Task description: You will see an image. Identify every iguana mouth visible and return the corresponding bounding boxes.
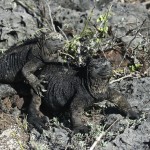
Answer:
[86,76,109,100]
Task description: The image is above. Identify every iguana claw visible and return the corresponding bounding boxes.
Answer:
[32,77,47,96]
[28,115,50,133]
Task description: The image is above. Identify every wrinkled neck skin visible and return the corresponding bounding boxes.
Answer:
[41,47,52,61]
[40,46,60,63]
[85,69,110,101]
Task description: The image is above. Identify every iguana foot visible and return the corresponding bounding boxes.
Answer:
[28,115,50,133]
[28,90,49,133]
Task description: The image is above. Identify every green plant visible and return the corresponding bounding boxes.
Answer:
[11,131,25,150]
[129,63,143,72]
[16,116,28,132]
[88,123,108,148]
[63,6,112,66]
[96,5,112,37]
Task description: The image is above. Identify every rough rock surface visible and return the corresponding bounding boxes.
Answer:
[0,0,150,150]
[0,77,149,149]
[0,0,38,50]
[103,77,150,150]
[0,0,149,71]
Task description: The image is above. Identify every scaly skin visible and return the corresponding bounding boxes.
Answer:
[29,57,139,133]
[0,31,65,96]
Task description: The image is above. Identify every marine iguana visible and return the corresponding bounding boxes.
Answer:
[28,56,138,133]
[0,31,65,96]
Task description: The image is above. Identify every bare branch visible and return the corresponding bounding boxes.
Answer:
[109,74,139,84]
[59,52,75,60]
[45,0,56,32]
[118,19,146,68]
[90,119,119,150]
[57,26,69,41]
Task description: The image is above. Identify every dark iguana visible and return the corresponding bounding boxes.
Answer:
[0,31,65,95]
[29,56,139,133]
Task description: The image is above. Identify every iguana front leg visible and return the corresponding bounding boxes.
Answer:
[22,59,45,96]
[28,89,49,133]
[70,93,93,133]
[108,88,139,119]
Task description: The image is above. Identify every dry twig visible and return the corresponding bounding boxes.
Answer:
[57,26,69,41]
[59,52,75,60]
[110,74,133,84]
[118,19,146,68]
[90,119,119,150]
[45,0,56,32]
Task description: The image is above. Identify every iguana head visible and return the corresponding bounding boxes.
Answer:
[44,32,65,53]
[86,57,112,99]
[87,56,112,79]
